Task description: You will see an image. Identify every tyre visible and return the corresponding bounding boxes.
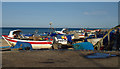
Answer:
[58,43,62,49]
[24,47,30,50]
[22,46,32,50]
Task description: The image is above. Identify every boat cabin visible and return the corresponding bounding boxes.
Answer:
[8,30,22,38]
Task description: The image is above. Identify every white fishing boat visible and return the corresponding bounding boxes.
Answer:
[55,28,67,34]
[2,30,53,49]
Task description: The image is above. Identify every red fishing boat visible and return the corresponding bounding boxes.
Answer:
[2,30,53,49]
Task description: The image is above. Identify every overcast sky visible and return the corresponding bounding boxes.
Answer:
[2,2,118,28]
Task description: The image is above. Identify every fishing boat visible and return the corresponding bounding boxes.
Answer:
[2,30,53,49]
[74,30,85,38]
[55,28,67,34]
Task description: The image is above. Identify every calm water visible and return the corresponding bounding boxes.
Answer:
[1,27,107,35]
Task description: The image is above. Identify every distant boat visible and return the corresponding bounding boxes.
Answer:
[55,28,100,39]
[55,28,67,34]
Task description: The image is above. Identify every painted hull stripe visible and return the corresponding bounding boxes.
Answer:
[2,35,13,39]
[5,38,52,44]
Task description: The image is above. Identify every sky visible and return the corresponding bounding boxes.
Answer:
[2,0,120,2]
[2,2,118,28]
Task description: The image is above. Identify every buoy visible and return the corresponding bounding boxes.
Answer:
[45,38,48,40]
[39,38,42,40]
[61,36,64,39]
[64,36,67,39]
[50,39,53,41]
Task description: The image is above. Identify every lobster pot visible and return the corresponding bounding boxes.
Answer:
[72,42,94,50]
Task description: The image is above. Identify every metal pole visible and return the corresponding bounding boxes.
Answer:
[49,22,52,33]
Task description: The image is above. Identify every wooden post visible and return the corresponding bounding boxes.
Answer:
[108,33,110,50]
[101,39,103,46]
[97,41,100,50]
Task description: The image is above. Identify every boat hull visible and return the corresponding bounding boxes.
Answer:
[2,35,53,49]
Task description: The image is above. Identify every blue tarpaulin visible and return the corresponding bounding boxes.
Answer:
[50,33,57,37]
[11,41,32,50]
[72,42,94,50]
[67,35,73,42]
[24,34,33,36]
[85,53,117,58]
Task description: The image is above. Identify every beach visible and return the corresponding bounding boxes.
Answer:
[1,39,119,67]
[0,39,9,47]
[1,1,120,68]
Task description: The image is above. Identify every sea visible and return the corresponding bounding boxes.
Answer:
[1,27,108,36]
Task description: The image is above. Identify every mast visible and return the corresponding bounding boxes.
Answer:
[49,22,52,33]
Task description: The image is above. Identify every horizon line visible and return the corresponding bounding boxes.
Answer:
[1,26,110,29]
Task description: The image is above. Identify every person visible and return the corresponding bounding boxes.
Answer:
[53,35,58,44]
[33,30,40,41]
[52,35,59,49]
